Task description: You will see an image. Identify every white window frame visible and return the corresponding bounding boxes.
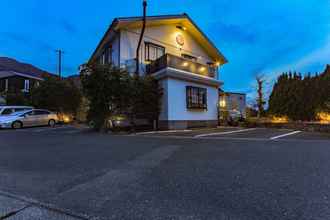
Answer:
[5,79,8,92]
[24,79,30,92]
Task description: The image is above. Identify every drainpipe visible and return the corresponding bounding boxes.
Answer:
[135,0,147,76]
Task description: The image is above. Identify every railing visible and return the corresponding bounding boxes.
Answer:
[146,54,216,78]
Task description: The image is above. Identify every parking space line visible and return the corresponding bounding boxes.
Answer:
[270,131,302,140]
[194,128,257,138]
[135,130,192,135]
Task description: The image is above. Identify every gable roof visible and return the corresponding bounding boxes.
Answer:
[89,13,228,64]
[0,70,44,81]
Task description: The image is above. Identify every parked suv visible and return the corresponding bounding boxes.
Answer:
[0,106,33,116]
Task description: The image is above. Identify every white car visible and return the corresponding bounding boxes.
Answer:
[0,109,59,129]
[0,106,33,116]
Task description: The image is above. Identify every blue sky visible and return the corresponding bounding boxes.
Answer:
[1,0,330,98]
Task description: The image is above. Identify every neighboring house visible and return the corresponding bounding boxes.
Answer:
[88,13,228,129]
[219,89,246,117]
[0,57,57,94]
[0,70,43,93]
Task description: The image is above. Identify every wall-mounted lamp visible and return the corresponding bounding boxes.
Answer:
[199,67,206,72]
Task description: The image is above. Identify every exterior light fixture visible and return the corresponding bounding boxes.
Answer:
[216,62,220,66]
[199,67,206,72]
[182,62,189,67]
[219,100,226,108]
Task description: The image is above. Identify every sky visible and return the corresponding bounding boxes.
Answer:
[1,0,330,100]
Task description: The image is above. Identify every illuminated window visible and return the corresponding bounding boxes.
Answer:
[145,42,165,61]
[186,86,207,110]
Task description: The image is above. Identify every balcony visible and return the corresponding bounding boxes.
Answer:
[146,53,216,78]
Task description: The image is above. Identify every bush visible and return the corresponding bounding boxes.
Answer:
[5,92,30,106]
[30,77,82,115]
[81,64,162,132]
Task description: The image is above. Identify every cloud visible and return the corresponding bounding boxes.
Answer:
[0,32,55,52]
[59,20,78,34]
[207,22,257,44]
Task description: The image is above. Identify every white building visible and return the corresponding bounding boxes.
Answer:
[89,14,228,129]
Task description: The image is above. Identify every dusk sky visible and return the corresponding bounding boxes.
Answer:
[1,0,330,98]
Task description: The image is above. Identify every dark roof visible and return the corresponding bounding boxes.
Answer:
[0,57,57,79]
[219,89,246,96]
[0,70,44,80]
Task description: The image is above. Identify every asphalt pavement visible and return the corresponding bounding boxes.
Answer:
[1,126,330,219]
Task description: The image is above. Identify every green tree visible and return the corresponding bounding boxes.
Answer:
[255,74,266,118]
[30,76,82,114]
[81,64,162,131]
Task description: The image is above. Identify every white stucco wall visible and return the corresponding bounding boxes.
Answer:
[159,78,219,121]
[119,24,216,74]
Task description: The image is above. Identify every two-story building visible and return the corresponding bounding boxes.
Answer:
[88,13,228,129]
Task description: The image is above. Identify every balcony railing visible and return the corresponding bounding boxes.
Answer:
[146,54,216,78]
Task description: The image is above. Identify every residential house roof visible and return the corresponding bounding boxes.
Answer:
[89,13,228,65]
[0,70,45,81]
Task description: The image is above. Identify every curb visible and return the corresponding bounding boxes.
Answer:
[0,190,90,220]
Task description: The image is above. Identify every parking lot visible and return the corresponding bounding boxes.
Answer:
[1,126,330,219]
[136,126,330,141]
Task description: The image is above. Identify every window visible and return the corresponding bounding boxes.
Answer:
[105,46,113,64]
[5,79,8,91]
[182,54,197,62]
[186,86,207,110]
[24,80,30,92]
[145,42,165,62]
[99,53,106,65]
[34,110,50,115]
[1,108,14,115]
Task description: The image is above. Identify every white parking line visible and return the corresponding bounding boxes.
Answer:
[135,130,192,135]
[270,131,302,140]
[194,128,257,138]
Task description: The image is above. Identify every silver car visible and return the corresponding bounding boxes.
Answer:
[0,109,58,129]
[0,106,33,116]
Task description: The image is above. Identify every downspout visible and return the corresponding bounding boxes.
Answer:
[135,0,147,76]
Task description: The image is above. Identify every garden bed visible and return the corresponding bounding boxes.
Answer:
[243,120,330,133]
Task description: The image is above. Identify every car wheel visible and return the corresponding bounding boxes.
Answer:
[12,121,23,129]
[48,119,56,127]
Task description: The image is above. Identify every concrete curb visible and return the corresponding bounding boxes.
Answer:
[0,190,90,220]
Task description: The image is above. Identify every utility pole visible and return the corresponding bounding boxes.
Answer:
[135,0,147,76]
[55,49,64,78]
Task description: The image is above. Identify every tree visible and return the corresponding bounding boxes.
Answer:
[255,74,266,118]
[30,76,82,115]
[81,64,130,131]
[81,64,162,132]
[268,66,330,121]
